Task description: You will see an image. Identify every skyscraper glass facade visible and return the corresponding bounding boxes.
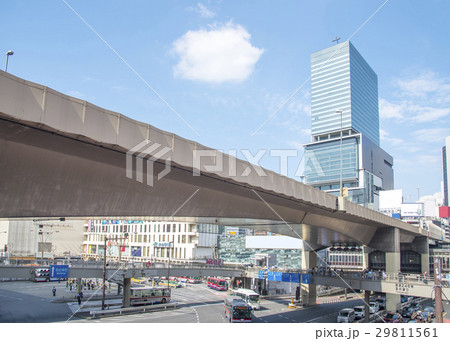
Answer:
[310,41,379,146]
[305,42,393,209]
[304,137,358,184]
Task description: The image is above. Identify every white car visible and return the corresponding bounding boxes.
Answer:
[369,301,380,314]
[353,306,365,319]
[337,308,356,323]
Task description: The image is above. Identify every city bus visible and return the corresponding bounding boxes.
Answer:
[129,286,171,305]
[232,288,260,309]
[207,277,228,291]
[224,295,252,323]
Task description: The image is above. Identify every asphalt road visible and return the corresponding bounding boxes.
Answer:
[1,280,448,323]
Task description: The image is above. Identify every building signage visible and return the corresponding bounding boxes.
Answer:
[153,242,173,248]
[131,246,142,257]
[50,265,69,278]
[206,258,223,266]
[395,283,413,294]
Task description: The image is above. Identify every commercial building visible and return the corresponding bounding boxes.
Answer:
[0,219,85,264]
[82,220,219,264]
[303,41,394,210]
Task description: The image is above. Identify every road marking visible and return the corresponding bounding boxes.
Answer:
[192,307,200,323]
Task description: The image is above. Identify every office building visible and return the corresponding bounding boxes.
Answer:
[443,136,450,206]
[304,41,394,209]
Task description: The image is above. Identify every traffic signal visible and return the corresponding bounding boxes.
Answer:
[342,187,348,197]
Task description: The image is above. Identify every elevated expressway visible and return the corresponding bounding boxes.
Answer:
[0,70,445,247]
[0,70,447,310]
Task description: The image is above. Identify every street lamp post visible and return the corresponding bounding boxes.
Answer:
[5,50,14,72]
[336,110,344,196]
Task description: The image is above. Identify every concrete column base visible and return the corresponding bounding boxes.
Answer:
[122,278,131,308]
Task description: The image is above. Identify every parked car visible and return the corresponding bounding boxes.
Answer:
[383,312,403,323]
[423,306,435,318]
[337,308,356,323]
[399,307,414,318]
[410,302,421,311]
[353,306,365,320]
[375,297,386,310]
[369,301,380,314]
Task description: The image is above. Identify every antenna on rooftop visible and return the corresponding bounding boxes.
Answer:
[332,36,341,44]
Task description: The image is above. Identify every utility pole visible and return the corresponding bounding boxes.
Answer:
[102,233,128,310]
[434,257,443,323]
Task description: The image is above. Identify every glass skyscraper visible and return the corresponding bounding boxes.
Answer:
[304,41,393,209]
[311,41,379,146]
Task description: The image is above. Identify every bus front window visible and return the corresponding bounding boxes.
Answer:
[233,308,251,319]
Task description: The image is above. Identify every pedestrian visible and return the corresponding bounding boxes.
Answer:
[70,283,72,291]
[423,271,428,284]
[76,293,81,305]
[52,286,56,296]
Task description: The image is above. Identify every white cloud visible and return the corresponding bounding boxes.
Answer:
[67,90,85,98]
[414,127,450,143]
[380,70,450,123]
[197,3,215,18]
[379,98,405,120]
[379,128,404,146]
[379,98,450,123]
[172,22,264,83]
[395,71,450,100]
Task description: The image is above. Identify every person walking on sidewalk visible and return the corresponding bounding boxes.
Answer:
[76,292,81,305]
[52,286,56,296]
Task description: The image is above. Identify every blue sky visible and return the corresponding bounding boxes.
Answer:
[2,0,450,203]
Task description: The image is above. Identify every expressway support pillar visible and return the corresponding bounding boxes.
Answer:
[364,290,370,323]
[370,227,401,312]
[385,231,401,313]
[301,246,317,306]
[76,278,82,293]
[122,277,131,308]
[412,236,430,274]
[362,246,371,270]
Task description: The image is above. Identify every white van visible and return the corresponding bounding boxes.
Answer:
[337,308,356,323]
[369,301,380,314]
[353,306,365,319]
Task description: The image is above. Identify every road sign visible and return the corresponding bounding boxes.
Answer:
[50,265,69,278]
[301,274,311,284]
[268,271,282,281]
[282,273,300,283]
